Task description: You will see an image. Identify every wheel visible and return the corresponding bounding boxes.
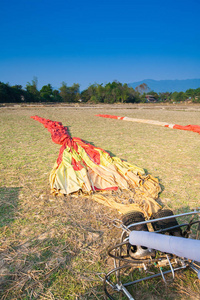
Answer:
[122,211,148,231]
[122,211,156,259]
[151,209,183,236]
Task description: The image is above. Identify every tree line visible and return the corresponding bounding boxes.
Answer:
[0,78,200,103]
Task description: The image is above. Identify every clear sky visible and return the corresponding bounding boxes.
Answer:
[1,0,200,90]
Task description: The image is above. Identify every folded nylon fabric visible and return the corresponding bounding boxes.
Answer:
[31,116,161,216]
[96,114,200,134]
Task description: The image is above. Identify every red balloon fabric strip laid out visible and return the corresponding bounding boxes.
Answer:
[95,114,200,134]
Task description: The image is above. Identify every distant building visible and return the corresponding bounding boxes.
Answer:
[145,95,157,102]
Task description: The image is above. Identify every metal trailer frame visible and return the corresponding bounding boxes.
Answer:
[104,210,200,300]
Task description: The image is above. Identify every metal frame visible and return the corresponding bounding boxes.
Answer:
[104,209,200,300]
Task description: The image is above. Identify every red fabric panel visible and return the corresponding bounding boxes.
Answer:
[31,116,106,167]
[71,157,84,171]
[94,186,118,191]
[173,124,200,134]
[95,114,124,120]
[73,137,105,165]
[31,116,79,150]
[81,145,101,164]
[57,144,66,166]
[31,116,79,167]
[31,115,71,145]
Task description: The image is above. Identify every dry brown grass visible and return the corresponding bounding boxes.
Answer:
[0,103,200,299]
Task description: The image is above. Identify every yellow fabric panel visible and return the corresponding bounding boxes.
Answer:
[92,193,161,217]
[112,156,145,176]
[50,147,92,194]
[49,140,162,217]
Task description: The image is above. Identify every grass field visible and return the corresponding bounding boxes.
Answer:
[0,103,200,299]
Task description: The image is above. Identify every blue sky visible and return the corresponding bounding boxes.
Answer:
[1,0,200,90]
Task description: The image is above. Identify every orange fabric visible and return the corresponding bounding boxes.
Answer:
[95,114,200,135]
[95,114,125,120]
[31,116,71,145]
[31,116,105,166]
[173,124,200,134]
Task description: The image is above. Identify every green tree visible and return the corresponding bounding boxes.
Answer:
[195,87,200,95]
[80,89,90,102]
[69,83,80,102]
[0,82,27,103]
[159,92,171,102]
[25,77,39,102]
[185,88,195,99]
[59,82,70,102]
[59,82,80,102]
[11,85,26,102]
[104,83,114,103]
[40,84,53,102]
[52,89,62,102]
[86,84,98,102]
[192,87,200,103]
[121,83,134,103]
[171,91,187,102]
[82,81,143,104]
[0,82,13,102]
[96,84,105,102]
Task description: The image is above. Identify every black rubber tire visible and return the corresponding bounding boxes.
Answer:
[152,209,182,236]
[122,211,148,231]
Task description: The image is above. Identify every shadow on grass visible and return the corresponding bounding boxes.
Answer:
[0,187,22,227]
[65,125,72,137]
[0,193,113,299]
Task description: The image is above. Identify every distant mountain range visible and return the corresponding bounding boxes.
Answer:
[128,79,200,93]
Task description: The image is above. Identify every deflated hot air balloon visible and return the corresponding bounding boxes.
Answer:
[31,116,161,216]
